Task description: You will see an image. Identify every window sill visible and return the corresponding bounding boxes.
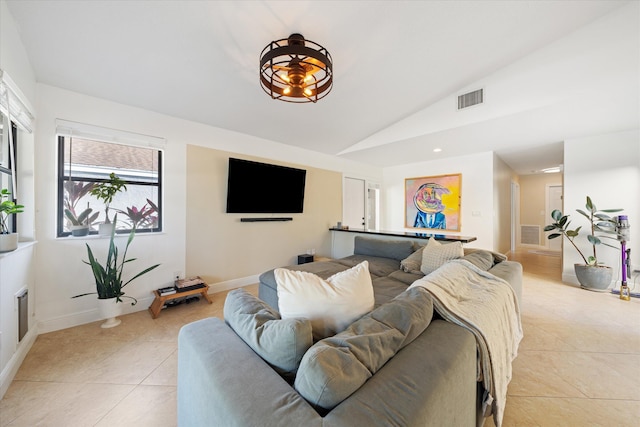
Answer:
[0,240,37,259]
[56,232,165,241]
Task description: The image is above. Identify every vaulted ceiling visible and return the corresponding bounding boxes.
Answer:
[6,0,639,174]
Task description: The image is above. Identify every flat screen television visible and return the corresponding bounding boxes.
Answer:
[225,158,307,214]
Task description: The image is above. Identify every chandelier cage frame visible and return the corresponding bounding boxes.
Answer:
[259,34,333,103]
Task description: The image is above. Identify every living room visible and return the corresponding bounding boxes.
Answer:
[1,1,639,425]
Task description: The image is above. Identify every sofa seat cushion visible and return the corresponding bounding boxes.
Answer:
[371,276,412,307]
[276,261,375,340]
[336,254,401,278]
[387,269,425,285]
[223,288,313,377]
[294,287,434,410]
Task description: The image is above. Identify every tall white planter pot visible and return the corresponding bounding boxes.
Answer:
[97,297,123,328]
[99,223,114,237]
[0,233,18,252]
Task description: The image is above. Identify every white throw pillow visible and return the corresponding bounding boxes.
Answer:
[275,261,374,340]
[420,240,464,275]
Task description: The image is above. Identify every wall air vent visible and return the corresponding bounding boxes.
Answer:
[457,88,484,110]
[520,225,541,245]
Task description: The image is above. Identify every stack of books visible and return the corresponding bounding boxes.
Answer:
[157,286,176,296]
[175,276,206,292]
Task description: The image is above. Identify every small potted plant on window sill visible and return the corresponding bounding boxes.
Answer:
[65,203,99,237]
[544,196,623,291]
[90,172,127,237]
[0,188,24,252]
[72,214,160,328]
[117,199,158,230]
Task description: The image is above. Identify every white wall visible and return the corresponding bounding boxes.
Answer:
[493,154,516,254]
[563,130,640,285]
[0,1,36,104]
[33,84,381,333]
[0,0,38,399]
[381,151,495,250]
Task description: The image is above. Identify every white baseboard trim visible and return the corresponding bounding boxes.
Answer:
[0,326,38,399]
[36,277,258,334]
[37,296,155,334]
[207,275,259,294]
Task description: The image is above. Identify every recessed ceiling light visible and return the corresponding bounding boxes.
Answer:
[541,167,561,173]
[433,148,442,153]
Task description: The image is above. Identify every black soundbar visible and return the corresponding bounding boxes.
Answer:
[240,217,293,222]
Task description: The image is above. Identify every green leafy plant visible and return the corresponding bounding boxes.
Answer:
[72,214,160,304]
[89,172,127,224]
[64,203,98,227]
[0,188,24,234]
[544,196,622,266]
[117,199,158,229]
[63,182,98,229]
[64,181,95,212]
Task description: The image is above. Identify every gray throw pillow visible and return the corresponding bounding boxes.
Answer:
[224,288,313,376]
[462,250,495,270]
[464,247,508,263]
[294,287,433,410]
[353,236,415,261]
[400,245,424,273]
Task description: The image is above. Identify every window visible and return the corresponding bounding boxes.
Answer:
[57,135,163,237]
[0,111,18,233]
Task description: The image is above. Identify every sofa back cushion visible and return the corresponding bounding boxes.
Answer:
[224,288,313,377]
[276,261,375,341]
[353,236,415,261]
[294,287,434,410]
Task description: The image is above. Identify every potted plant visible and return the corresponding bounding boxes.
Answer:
[64,203,99,236]
[117,199,158,230]
[72,214,160,327]
[89,172,127,236]
[544,196,623,291]
[63,181,97,236]
[0,188,24,252]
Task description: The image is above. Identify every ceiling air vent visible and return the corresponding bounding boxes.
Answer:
[457,88,484,110]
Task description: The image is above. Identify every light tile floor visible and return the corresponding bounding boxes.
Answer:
[1,251,639,426]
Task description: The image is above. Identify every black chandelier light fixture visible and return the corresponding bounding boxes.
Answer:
[259,33,333,103]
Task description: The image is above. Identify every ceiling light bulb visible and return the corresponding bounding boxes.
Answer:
[433,148,442,153]
[280,74,290,82]
[303,88,312,96]
[283,87,291,95]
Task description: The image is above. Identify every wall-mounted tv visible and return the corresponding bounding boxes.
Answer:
[226,158,307,214]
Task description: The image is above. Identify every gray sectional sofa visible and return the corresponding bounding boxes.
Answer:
[177,237,522,427]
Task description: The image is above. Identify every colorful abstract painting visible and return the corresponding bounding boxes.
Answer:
[405,173,462,231]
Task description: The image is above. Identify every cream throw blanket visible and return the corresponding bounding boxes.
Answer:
[409,259,522,427]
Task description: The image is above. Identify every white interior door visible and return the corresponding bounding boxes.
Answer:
[547,184,563,251]
[344,177,365,229]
